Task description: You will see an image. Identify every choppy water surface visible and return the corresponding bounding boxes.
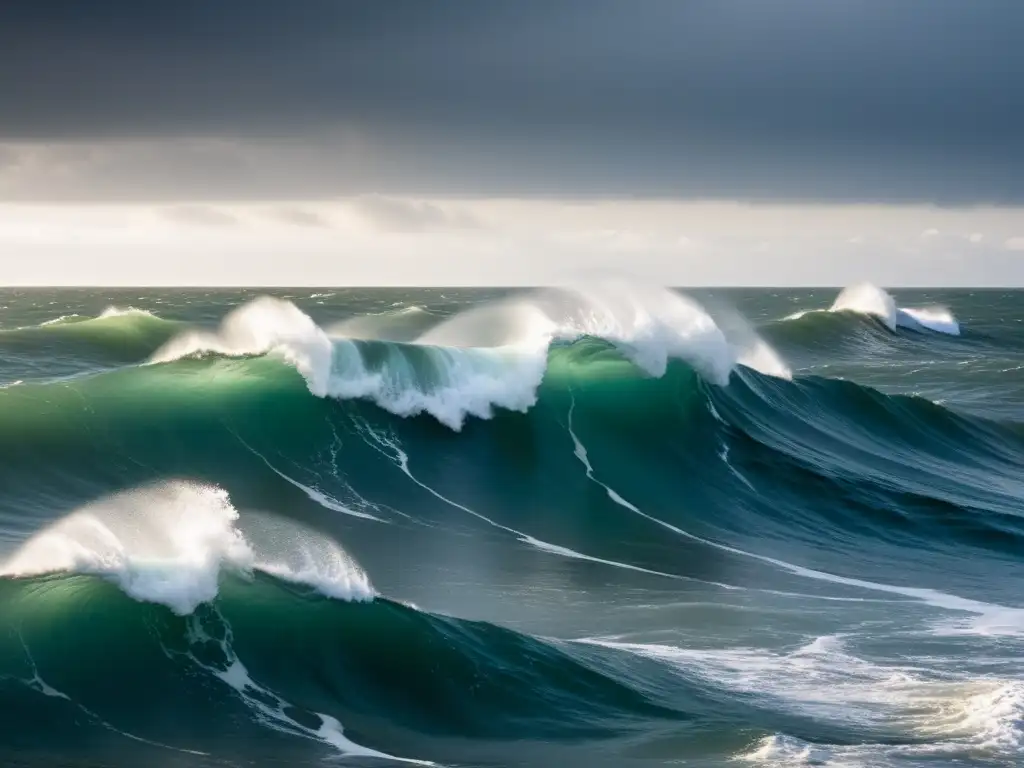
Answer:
[0,283,1022,767]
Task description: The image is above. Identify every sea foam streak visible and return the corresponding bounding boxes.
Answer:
[150,283,789,430]
[353,417,704,583]
[174,608,431,765]
[0,481,374,614]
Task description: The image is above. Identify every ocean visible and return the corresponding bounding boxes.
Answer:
[0,283,1021,767]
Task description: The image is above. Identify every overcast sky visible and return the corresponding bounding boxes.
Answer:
[1,1,1023,285]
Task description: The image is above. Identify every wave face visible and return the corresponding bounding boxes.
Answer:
[1,286,1024,767]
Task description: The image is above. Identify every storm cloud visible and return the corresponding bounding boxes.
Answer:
[1,1,1023,202]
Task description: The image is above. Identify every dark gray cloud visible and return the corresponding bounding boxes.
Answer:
[1,1,1023,203]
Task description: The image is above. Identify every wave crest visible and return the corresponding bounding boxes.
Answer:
[149,285,788,430]
[898,305,961,336]
[831,282,900,330]
[784,282,961,336]
[0,481,374,614]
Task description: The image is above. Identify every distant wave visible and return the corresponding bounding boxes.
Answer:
[0,307,182,378]
[2,306,180,346]
[785,283,961,336]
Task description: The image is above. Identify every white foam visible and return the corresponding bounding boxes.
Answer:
[151,296,336,394]
[40,314,80,326]
[830,282,899,330]
[240,512,376,602]
[956,681,1024,752]
[737,680,1024,764]
[897,306,962,336]
[327,338,548,431]
[738,733,824,765]
[440,282,790,385]
[18,309,152,330]
[736,337,792,380]
[585,636,1024,764]
[523,282,752,384]
[99,306,158,320]
[782,310,813,321]
[0,481,374,614]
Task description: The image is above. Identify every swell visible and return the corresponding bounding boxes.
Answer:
[0,560,708,768]
[2,335,1023,561]
[1,362,1022,761]
[2,570,1019,765]
[759,283,986,369]
[0,307,183,384]
[804,282,961,336]
[1,307,180,349]
[764,308,980,352]
[705,369,1024,558]
[0,477,688,762]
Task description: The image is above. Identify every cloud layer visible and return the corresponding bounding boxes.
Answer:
[1,2,1023,202]
[2,199,1022,286]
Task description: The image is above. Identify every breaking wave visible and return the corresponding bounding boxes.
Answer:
[785,282,961,336]
[0,481,374,614]
[149,283,789,430]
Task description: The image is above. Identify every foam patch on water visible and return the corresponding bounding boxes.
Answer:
[0,481,374,614]
[586,635,1024,764]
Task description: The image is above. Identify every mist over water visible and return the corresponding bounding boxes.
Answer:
[0,284,1023,767]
